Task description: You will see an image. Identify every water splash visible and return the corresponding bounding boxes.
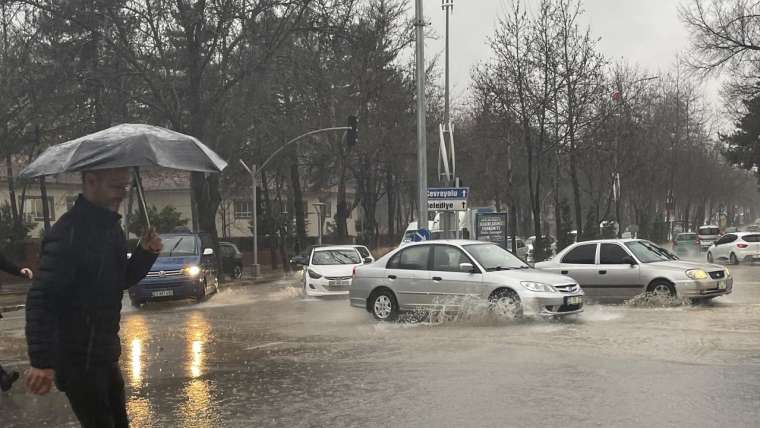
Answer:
[624,292,690,308]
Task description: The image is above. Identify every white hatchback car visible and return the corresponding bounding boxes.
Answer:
[297,246,368,296]
[707,232,760,265]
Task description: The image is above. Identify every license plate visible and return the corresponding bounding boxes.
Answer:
[566,296,583,305]
[328,280,349,287]
[152,290,174,297]
[717,281,726,290]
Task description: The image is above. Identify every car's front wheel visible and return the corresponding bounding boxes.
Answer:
[195,278,207,303]
[730,253,739,265]
[369,289,399,321]
[231,265,243,280]
[489,288,523,318]
[648,280,676,298]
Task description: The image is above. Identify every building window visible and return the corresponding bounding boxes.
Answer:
[23,196,56,221]
[234,200,253,219]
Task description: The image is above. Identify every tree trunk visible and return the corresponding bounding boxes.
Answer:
[6,154,19,228]
[386,169,396,243]
[261,171,278,270]
[569,145,583,239]
[39,176,51,233]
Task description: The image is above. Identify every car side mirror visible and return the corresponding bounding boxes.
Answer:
[622,256,636,266]
[203,248,214,256]
[363,258,372,264]
[459,262,475,273]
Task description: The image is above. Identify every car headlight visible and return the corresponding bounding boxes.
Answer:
[685,269,708,280]
[520,281,557,293]
[307,269,322,279]
[184,265,201,277]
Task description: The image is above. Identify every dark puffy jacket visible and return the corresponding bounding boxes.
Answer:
[25,195,157,370]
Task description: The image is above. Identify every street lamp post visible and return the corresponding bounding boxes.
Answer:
[313,202,326,245]
[415,0,428,233]
[240,126,354,278]
[612,75,660,238]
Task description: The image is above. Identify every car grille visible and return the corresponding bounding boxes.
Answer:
[554,283,581,293]
[708,271,725,280]
[146,269,184,278]
[548,304,582,313]
[325,276,351,280]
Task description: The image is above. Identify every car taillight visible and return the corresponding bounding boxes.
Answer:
[737,243,749,249]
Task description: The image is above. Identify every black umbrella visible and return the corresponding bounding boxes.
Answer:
[20,124,228,229]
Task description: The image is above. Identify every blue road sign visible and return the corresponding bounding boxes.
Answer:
[428,187,469,200]
[413,228,431,242]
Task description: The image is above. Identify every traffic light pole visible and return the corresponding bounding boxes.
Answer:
[240,126,353,279]
[415,0,428,233]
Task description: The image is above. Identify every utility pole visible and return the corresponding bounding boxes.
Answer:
[415,0,428,233]
[440,0,455,239]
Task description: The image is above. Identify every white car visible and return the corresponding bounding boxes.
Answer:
[707,232,760,265]
[350,240,584,321]
[296,246,368,296]
[697,225,721,251]
[506,237,529,260]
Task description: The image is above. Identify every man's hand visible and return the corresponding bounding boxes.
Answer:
[25,367,54,395]
[20,268,33,280]
[141,228,163,254]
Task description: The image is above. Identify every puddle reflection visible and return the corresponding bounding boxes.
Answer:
[178,312,219,428]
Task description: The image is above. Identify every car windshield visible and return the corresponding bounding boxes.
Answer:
[355,246,370,258]
[678,234,697,241]
[463,243,529,271]
[160,236,197,257]
[312,249,361,265]
[624,240,678,263]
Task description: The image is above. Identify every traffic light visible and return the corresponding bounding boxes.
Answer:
[346,115,358,147]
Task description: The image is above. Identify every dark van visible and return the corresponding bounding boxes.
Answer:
[129,233,219,307]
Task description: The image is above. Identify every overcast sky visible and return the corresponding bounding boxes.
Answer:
[423,0,722,114]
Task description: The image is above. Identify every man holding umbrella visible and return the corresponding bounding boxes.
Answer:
[18,123,226,427]
[24,168,162,427]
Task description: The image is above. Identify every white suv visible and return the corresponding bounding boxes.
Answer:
[707,232,760,265]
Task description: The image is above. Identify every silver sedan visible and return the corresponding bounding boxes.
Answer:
[350,240,584,321]
[535,239,732,301]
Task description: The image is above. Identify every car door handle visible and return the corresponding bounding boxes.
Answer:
[387,275,397,280]
[598,270,607,275]
[561,270,569,275]
[432,276,443,281]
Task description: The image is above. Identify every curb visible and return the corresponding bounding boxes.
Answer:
[0,304,24,314]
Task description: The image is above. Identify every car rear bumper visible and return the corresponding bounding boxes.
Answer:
[734,249,760,261]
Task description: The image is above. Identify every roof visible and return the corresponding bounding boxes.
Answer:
[313,245,362,251]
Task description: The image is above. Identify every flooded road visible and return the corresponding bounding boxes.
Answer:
[2,261,760,427]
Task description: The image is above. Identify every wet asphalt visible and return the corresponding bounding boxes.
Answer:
[1,256,759,427]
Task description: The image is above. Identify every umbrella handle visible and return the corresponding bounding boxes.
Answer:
[132,167,151,231]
